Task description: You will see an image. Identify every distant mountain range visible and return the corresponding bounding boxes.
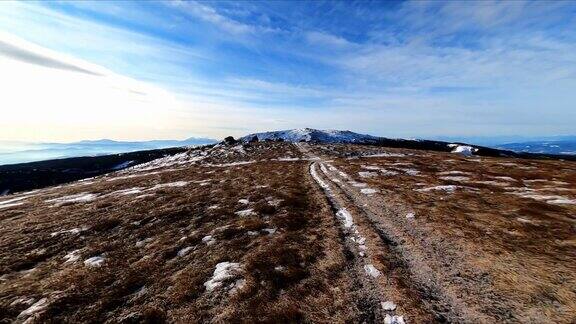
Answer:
[2,130,574,166]
[0,137,217,165]
[497,140,576,155]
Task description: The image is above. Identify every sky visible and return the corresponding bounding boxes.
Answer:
[0,0,575,143]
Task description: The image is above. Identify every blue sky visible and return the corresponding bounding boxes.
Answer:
[0,0,575,142]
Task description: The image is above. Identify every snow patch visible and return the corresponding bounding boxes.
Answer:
[177,246,193,257]
[361,188,378,195]
[235,209,257,217]
[47,192,98,206]
[148,181,188,190]
[384,314,406,324]
[381,301,397,311]
[364,264,381,278]
[416,185,460,193]
[84,256,105,267]
[440,176,470,182]
[63,250,82,263]
[202,235,216,246]
[359,171,378,178]
[111,160,134,170]
[336,209,354,228]
[448,144,477,156]
[17,298,49,320]
[204,262,243,292]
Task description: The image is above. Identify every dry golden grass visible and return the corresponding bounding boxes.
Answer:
[2,141,575,323]
[0,143,358,323]
[319,143,576,322]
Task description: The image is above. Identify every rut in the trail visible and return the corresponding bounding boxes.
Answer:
[314,155,499,323]
[299,141,502,323]
[309,162,386,323]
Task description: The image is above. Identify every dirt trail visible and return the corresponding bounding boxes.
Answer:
[298,143,509,323]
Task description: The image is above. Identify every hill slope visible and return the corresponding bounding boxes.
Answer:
[1,141,574,322]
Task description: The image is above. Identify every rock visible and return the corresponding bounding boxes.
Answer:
[247,136,259,143]
[223,136,237,145]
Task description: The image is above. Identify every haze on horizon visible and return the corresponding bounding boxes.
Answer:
[1,0,575,143]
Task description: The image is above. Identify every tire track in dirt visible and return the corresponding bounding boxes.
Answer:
[308,162,385,323]
[311,154,505,323]
[298,143,506,323]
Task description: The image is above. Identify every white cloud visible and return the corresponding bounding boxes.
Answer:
[305,31,352,48]
[0,32,184,142]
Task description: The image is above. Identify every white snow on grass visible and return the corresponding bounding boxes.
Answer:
[336,209,354,228]
[177,246,193,257]
[235,208,257,217]
[208,205,219,209]
[384,314,406,324]
[381,301,397,311]
[63,250,82,263]
[360,188,378,195]
[380,169,400,176]
[202,235,216,246]
[110,187,144,196]
[438,170,470,176]
[238,199,250,205]
[105,170,163,182]
[111,160,135,170]
[440,176,470,182]
[205,160,256,167]
[406,212,415,219]
[16,298,49,320]
[262,228,277,235]
[135,238,153,248]
[0,202,25,209]
[416,185,460,193]
[474,180,510,187]
[319,163,330,174]
[493,176,516,182]
[350,181,367,188]
[359,171,379,178]
[128,152,204,172]
[0,196,29,208]
[84,256,105,267]
[361,165,381,171]
[448,144,477,156]
[50,227,87,237]
[310,163,330,190]
[266,197,283,207]
[47,192,98,206]
[204,262,243,292]
[364,264,381,278]
[402,168,420,176]
[361,152,405,158]
[509,190,576,205]
[277,157,300,161]
[148,181,188,190]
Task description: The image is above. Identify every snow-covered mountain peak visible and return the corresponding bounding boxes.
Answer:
[239,128,380,144]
